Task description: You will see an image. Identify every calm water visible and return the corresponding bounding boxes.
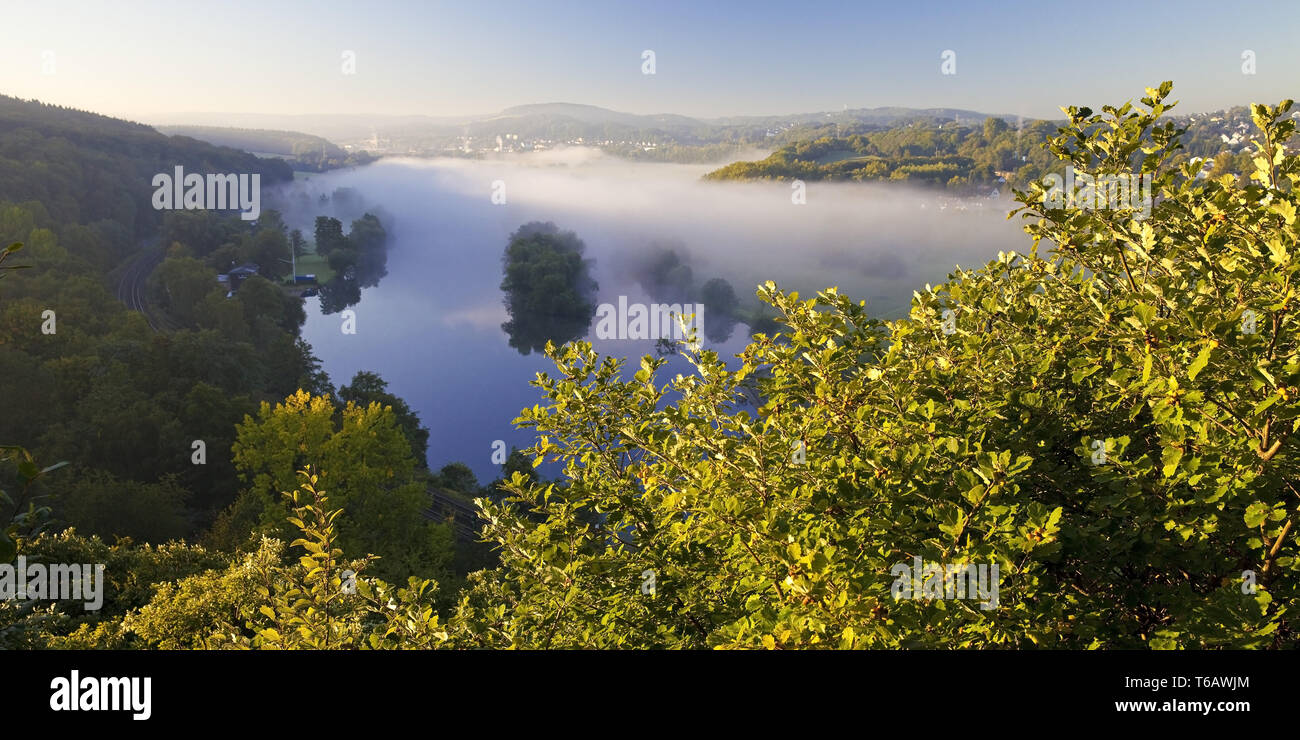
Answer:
[277,153,1023,481]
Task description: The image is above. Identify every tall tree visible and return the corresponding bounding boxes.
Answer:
[338,371,430,467]
[224,390,452,582]
[313,216,349,256]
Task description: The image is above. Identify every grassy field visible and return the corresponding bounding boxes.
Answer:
[811,150,880,165]
[291,253,336,283]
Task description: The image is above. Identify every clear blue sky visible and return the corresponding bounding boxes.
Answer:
[3,0,1296,120]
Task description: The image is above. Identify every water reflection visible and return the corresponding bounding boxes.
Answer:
[282,154,1022,481]
[499,221,598,355]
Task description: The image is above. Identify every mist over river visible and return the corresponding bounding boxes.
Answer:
[268,149,1026,480]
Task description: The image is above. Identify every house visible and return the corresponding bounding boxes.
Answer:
[227,263,260,291]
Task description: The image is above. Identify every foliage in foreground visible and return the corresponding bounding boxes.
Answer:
[453,84,1297,649]
[126,472,446,649]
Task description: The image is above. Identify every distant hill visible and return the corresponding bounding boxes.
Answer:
[496,102,705,129]
[450,103,1013,145]
[0,94,293,241]
[155,126,343,157]
[702,103,1275,190]
[155,125,377,172]
[145,112,462,143]
[711,106,1010,127]
[144,103,1014,157]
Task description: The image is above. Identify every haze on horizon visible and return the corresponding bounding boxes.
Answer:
[3,0,1297,125]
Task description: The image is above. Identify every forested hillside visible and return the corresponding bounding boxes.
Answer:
[0,96,472,627]
[704,107,1291,194]
[154,125,377,172]
[0,96,292,242]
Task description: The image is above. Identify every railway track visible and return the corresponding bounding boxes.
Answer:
[114,240,177,331]
[423,488,487,542]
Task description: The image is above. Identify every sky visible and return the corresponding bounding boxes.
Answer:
[2,0,1297,122]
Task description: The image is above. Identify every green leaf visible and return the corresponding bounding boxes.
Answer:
[1187,345,1212,380]
[1244,502,1269,528]
[1161,446,1184,477]
[1133,303,1157,327]
[1272,199,1297,225]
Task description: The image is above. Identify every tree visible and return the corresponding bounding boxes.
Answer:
[0,241,29,282]
[0,445,60,562]
[434,463,478,494]
[290,228,306,258]
[499,221,598,355]
[132,471,449,650]
[326,245,359,277]
[348,213,386,253]
[983,116,1010,141]
[196,289,251,342]
[317,275,362,315]
[49,470,190,543]
[501,447,536,487]
[3,527,227,649]
[235,274,305,346]
[313,216,348,256]
[223,390,453,583]
[635,243,695,300]
[348,213,388,287]
[338,370,430,467]
[153,255,219,327]
[700,276,740,343]
[239,216,291,279]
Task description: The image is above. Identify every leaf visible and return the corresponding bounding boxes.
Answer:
[1140,222,1156,255]
[16,459,38,482]
[1251,365,1276,387]
[1161,446,1184,477]
[1244,502,1269,528]
[1271,199,1297,225]
[1133,303,1157,327]
[1187,345,1212,380]
[1250,394,1279,417]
